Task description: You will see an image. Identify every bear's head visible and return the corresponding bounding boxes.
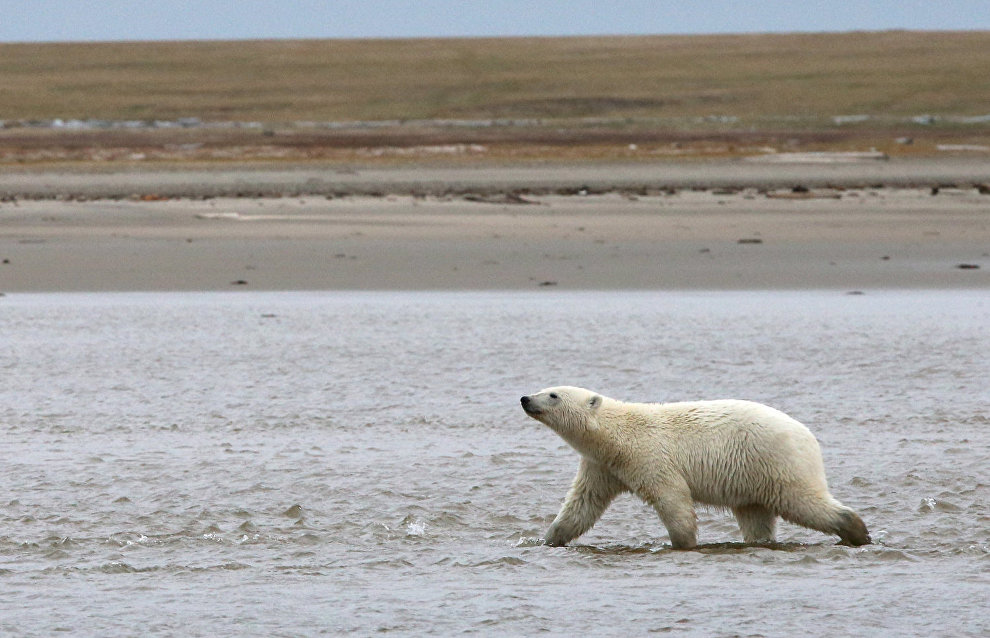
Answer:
[520,386,603,437]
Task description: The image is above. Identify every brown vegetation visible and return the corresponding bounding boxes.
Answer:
[1,31,989,164]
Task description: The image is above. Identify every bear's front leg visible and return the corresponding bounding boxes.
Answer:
[545,458,627,546]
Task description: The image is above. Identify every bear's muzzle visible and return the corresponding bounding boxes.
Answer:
[520,395,541,415]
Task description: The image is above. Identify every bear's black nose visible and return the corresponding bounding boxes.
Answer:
[520,395,530,406]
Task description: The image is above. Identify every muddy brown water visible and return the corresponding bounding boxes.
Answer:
[1,291,986,636]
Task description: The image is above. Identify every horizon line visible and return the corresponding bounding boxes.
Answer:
[3,27,988,46]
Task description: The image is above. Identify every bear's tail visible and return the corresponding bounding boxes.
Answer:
[781,497,871,546]
[834,508,871,546]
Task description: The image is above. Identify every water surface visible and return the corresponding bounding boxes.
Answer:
[1,291,987,636]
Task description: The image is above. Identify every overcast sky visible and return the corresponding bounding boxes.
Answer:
[2,0,988,43]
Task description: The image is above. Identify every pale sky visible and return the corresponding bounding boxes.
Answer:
[1,0,988,43]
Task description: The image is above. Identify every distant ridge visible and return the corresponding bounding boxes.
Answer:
[2,31,989,123]
[2,31,988,165]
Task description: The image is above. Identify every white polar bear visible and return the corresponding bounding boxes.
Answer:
[520,386,870,548]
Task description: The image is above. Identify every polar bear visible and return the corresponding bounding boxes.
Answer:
[520,386,870,548]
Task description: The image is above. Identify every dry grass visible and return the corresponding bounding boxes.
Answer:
[2,31,990,122]
[1,31,989,165]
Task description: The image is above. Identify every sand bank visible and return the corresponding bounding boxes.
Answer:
[2,158,990,200]
[1,162,988,292]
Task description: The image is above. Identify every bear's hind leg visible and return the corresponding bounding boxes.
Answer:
[732,504,777,544]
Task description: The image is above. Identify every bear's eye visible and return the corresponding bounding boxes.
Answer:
[549,392,559,399]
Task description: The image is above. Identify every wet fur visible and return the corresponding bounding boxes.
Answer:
[521,386,871,548]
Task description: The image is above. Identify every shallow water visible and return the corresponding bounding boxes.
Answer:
[1,290,987,636]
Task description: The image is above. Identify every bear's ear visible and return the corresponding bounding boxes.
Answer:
[588,395,602,410]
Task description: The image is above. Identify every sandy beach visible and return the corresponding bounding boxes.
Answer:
[1,160,988,292]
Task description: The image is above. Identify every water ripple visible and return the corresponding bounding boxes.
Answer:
[1,290,987,636]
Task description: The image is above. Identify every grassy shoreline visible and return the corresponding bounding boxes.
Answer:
[4,31,990,122]
[2,31,989,164]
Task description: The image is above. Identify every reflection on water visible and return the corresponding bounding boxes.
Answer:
[1,290,987,636]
